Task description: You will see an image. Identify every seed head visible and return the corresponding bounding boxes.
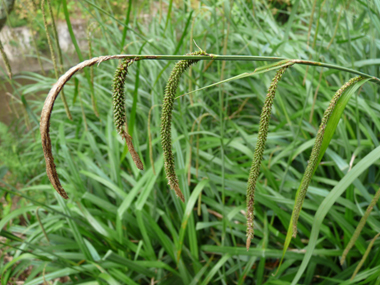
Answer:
[161,51,207,202]
[112,59,143,170]
[246,66,289,249]
[291,76,363,237]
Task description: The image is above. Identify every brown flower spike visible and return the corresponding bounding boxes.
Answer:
[113,58,144,170]
[41,55,143,200]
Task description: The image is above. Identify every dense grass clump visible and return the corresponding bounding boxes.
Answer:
[1,1,380,284]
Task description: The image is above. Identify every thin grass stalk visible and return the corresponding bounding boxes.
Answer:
[306,0,318,49]
[196,113,214,178]
[246,66,290,249]
[161,50,208,202]
[4,92,11,113]
[113,58,143,170]
[78,87,88,132]
[188,9,210,106]
[188,118,198,185]
[304,0,327,85]
[327,5,344,50]
[187,113,214,185]
[203,59,214,73]
[341,187,380,264]
[302,4,321,86]
[29,29,46,76]
[25,0,45,75]
[42,264,49,285]
[5,92,19,118]
[291,76,363,237]
[0,39,11,78]
[228,97,249,120]
[47,0,71,120]
[120,0,132,54]
[47,0,63,72]
[148,104,161,175]
[36,207,50,242]
[41,0,57,76]
[41,0,72,120]
[220,10,230,81]
[87,23,99,117]
[309,68,324,122]
[351,232,380,280]
[188,16,195,105]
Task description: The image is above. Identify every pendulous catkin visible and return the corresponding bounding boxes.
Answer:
[161,50,207,203]
[113,58,144,170]
[246,66,289,250]
[291,76,363,237]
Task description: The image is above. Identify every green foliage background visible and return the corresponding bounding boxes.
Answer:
[1,0,380,284]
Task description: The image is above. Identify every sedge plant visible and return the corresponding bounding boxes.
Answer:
[39,52,380,252]
[3,1,380,283]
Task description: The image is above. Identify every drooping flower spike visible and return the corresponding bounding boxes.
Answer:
[112,58,144,170]
[161,50,208,202]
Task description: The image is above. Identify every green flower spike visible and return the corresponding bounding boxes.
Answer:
[161,50,207,203]
[291,76,363,237]
[246,66,289,250]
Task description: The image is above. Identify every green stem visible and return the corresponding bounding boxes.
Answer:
[81,54,379,84]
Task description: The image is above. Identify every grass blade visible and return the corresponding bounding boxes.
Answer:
[291,145,380,284]
[278,77,369,271]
